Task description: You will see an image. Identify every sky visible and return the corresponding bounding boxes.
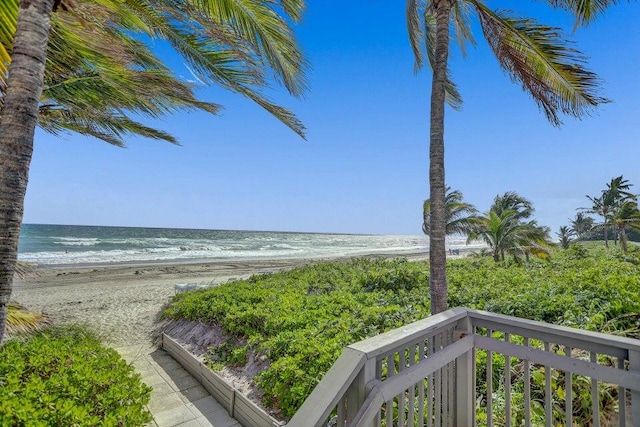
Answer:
[22,1,640,236]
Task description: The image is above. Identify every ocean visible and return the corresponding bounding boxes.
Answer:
[17,224,478,266]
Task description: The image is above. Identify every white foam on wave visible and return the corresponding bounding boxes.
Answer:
[18,232,486,266]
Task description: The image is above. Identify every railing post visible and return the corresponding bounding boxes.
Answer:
[455,314,474,427]
[631,350,640,425]
[346,358,377,426]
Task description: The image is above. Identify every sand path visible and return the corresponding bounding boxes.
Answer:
[12,259,311,347]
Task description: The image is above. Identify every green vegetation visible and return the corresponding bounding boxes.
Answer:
[0,326,152,426]
[164,245,640,418]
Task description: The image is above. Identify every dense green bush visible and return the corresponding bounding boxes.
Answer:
[0,326,152,426]
[164,245,640,418]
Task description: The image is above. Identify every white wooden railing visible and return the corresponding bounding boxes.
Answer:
[288,307,640,427]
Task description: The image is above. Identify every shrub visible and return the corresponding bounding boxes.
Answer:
[164,249,640,418]
[0,326,152,426]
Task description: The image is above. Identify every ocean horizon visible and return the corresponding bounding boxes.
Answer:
[17,224,482,266]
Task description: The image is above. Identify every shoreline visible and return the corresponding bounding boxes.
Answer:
[12,247,477,348]
[21,247,433,271]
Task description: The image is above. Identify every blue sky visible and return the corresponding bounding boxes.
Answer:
[23,1,640,235]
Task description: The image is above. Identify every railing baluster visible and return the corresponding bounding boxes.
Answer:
[545,341,552,427]
[524,337,531,427]
[408,345,416,427]
[337,396,346,427]
[447,328,454,427]
[399,349,405,427]
[505,333,511,427]
[435,333,441,427]
[618,357,626,427]
[442,331,448,426]
[487,329,493,427]
[385,354,394,427]
[630,350,640,427]
[419,341,425,427]
[427,338,433,427]
[590,352,600,427]
[565,346,572,427]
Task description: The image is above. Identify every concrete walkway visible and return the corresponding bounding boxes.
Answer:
[117,346,241,427]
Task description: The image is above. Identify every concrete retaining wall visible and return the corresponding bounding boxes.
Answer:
[162,333,284,427]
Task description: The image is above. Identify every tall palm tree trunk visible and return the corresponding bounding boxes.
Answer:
[619,227,628,253]
[0,0,54,345]
[428,0,452,315]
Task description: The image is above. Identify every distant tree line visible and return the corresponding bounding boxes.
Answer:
[424,175,640,261]
[565,176,640,252]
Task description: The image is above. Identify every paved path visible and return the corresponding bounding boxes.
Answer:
[117,346,241,427]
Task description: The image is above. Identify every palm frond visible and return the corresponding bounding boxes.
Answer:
[406,0,425,72]
[183,0,308,97]
[546,0,620,27]
[144,4,307,137]
[7,302,50,337]
[423,186,479,235]
[39,108,178,146]
[452,0,476,57]
[1,0,307,142]
[424,11,463,109]
[406,1,463,109]
[0,0,18,87]
[473,3,608,126]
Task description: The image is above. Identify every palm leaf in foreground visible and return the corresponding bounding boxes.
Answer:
[473,3,608,125]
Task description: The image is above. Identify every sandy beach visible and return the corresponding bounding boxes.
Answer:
[13,249,478,348]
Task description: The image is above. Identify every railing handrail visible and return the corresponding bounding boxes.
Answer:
[348,307,467,358]
[467,308,640,354]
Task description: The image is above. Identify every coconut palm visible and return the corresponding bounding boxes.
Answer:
[608,200,640,254]
[585,192,611,247]
[570,212,595,240]
[557,226,575,249]
[584,176,636,248]
[0,0,308,344]
[406,0,609,313]
[468,193,552,262]
[468,209,520,262]
[517,222,553,261]
[422,186,480,237]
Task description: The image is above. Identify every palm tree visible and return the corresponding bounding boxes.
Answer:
[605,176,636,245]
[585,193,611,247]
[570,212,594,240]
[517,222,553,261]
[0,0,54,346]
[422,186,480,236]
[606,176,636,203]
[584,176,636,248]
[468,193,552,262]
[406,0,609,313]
[0,0,308,345]
[468,209,520,262]
[557,226,574,249]
[609,200,640,254]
